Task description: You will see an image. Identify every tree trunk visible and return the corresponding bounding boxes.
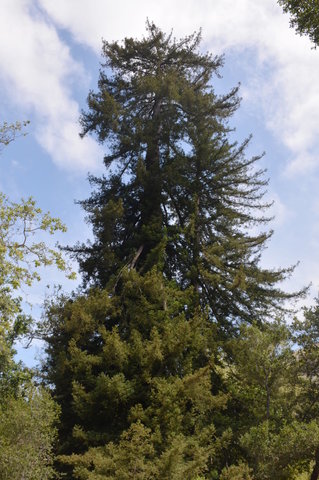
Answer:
[139,97,163,271]
[191,154,201,295]
[311,447,319,480]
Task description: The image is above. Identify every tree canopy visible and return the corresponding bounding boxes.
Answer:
[278,0,319,47]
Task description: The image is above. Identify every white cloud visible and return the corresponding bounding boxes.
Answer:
[38,0,319,176]
[0,0,102,171]
[1,0,318,175]
[38,0,282,53]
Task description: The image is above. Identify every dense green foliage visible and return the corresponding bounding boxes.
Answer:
[0,386,59,480]
[224,320,319,479]
[45,271,230,478]
[278,0,319,47]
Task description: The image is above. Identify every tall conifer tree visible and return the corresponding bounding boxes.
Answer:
[70,22,299,332]
[44,23,303,478]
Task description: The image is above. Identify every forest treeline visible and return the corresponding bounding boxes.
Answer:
[1,8,319,480]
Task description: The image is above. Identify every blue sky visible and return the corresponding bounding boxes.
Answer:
[1,0,319,364]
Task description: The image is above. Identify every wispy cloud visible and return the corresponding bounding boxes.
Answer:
[0,0,102,171]
[38,0,319,176]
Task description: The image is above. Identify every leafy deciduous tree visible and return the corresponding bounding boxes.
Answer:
[0,121,73,478]
[0,120,30,153]
[0,128,74,394]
